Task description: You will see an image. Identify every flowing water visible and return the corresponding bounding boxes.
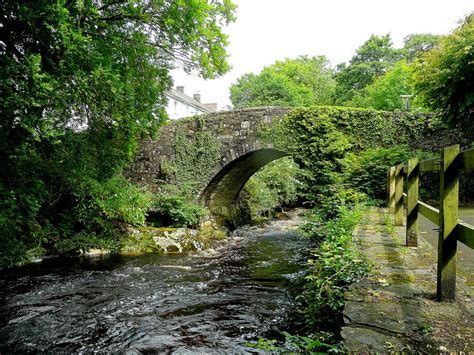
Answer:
[0,212,309,353]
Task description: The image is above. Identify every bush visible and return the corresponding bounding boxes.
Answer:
[243,157,302,217]
[152,186,208,228]
[299,201,370,333]
[341,145,436,203]
[79,176,153,226]
[300,187,366,242]
[49,175,153,255]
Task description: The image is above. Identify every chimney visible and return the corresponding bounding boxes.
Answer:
[204,103,218,112]
[176,86,184,94]
[193,92,201,103]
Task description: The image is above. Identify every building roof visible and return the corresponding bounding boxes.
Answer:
[165,88,211,113]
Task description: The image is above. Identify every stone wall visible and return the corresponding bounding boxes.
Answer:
[127,106,289,195]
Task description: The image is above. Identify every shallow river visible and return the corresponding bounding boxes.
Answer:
[0,214,309,353]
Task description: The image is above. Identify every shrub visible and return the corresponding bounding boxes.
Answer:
[152,186,208,228]
[46,175,153,255]
[78,176,153,226]
[243,157,302,217]
[341,145,435,202]
[298,196,370,333]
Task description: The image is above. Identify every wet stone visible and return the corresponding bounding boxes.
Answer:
[341,326,405,352]
[342,208,474,353]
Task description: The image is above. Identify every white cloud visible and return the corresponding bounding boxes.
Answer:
[172,0,473,108]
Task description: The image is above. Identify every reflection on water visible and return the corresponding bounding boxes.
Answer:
[0,214,309,353]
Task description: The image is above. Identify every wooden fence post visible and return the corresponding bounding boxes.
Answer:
[437,145,459,302]
[394,164,404,226]
[388,166,396,213]
[406,158,419,247]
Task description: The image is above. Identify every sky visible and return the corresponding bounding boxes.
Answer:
[172,0,473,109]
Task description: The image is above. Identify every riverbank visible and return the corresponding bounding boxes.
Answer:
[342,208,473,352]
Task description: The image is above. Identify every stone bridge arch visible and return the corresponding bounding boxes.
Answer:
[128,107,290,224]
[198,148,287,220]
[128,105,454,226]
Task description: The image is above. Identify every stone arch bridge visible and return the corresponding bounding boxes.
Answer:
[128,107,290,224]
[127,106,464,225]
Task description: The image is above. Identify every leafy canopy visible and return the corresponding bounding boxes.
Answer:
[334,34,402,104]
[230,55,335,108]
[0,0,236,266]
[403,33,441,62]
[355,60,414,111]
[412,13,474,128]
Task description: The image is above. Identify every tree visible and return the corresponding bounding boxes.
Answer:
[358,60,415,111]
[403,33,441,62]
[412,14,474,128]
[334,34,402,104]
[243,157,301,217]
[0,0,236,265]
[230,56,335,108]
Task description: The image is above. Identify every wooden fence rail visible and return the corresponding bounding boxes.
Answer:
[387,144,474,302]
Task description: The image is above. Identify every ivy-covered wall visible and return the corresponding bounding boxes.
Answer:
[128,106,470,223]
[128,107,289,196]
[269,106,471,151]
[267,106,472,202]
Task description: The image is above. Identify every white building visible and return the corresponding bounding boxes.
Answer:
[165,86,217,120]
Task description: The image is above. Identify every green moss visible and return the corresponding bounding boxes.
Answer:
[375,252,404,265]
[198,226,227,241]
[387,272,416,284]
[121,224,227,255]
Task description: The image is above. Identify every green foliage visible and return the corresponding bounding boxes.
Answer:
[356,60,413,111]
[337,33,442,111]
[341,145,434,202]
[0,0,235,267]
[412,13,474,129]
[153,186,208,228]
[268,107,432,201]
[245,332,336,353]
[350,34,442,112]
[403,33,441,62]
[78,176,153,226]
[280,331,336,353]
[243,157,302,216]
[299,200,370,332]
[275,108,352,199]
[174,124,221,195]
[334,34,402,104]
[53,175,152,255]
[230,55,335,108]
[244,338,279,351]
[299,188,366,241]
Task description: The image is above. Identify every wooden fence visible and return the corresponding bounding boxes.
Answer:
[387,144,474,302]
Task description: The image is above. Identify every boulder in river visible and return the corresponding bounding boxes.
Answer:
[121,226,227,254]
